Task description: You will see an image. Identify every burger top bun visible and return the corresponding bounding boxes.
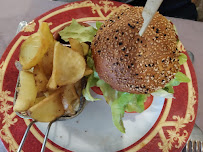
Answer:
[91,7,180,94]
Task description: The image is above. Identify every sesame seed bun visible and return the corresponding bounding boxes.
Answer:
[91,7,180,94]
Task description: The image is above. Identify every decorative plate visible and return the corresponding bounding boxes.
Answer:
[0,0,198,152]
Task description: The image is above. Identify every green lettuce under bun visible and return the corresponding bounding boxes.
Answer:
[59,19,97,43]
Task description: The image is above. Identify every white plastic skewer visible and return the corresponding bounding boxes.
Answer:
[139,0,163,36]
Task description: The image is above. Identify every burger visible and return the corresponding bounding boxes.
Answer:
[81,7,190,133]
[59,7,190,133]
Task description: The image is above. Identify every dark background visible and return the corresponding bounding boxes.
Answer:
[116,0,198,20]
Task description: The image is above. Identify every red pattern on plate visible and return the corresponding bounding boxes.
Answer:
[0,0,198,152]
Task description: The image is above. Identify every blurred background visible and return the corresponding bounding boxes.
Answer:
[53,0,203,21]
[193,0,203,21]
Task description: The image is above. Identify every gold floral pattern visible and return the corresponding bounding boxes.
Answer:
[48,22,53,27]
[66,0,129,19]
[0,62,18,151]
[22,20,36,32]
[158,85,197,152]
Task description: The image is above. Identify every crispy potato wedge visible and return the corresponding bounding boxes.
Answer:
[20,22,54,70]
[47,74,57,90]
[69,38,84,56]
[28,88,64,122]
[63,84,78,103]
[81,42,89,56]
[47,42,86,88]
[39,22,54,43]
[41,40,55,79]
[14,71,37,112]
[33,64,48,92]
[63,84,79,114]
[34,96,46,105]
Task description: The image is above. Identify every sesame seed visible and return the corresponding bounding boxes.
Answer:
[128,23,135,29]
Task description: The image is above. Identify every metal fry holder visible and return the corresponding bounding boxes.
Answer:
[13,76,86,152]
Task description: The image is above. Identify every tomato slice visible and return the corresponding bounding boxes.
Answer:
[144,95,153,110]
[91,86,103,95]
[91,86,153,112]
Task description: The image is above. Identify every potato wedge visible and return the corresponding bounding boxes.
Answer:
[63,84,78,103]
[39,22,54,43]
[69,38,84,56]
[34,96,46,105]
[20,22,54,70]
[41,40,55,79]
[47,74,57,90]
[63,84,79,114]
[28,88,64,122]
[33,64,48,92]
[81,42,89,56]
[14,71,37,112]
[47,42,86,88]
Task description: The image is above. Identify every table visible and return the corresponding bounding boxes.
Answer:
[0,0,202,151]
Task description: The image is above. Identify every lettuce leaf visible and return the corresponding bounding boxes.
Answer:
[111,93,137,133]
[82,74,100,101]
[151,89,174,98]
[87,56,94,69]
[83,74,148,133]
[125,94,147,113]
[96,79,148,133]
[178,53,187,65]
[96,79,122,105]
[96,21,103,29]
[173,24,178,35]
[59,19,97,42]
[175,72,190,83]
[111,92,147,133]
[163,72,190,94]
